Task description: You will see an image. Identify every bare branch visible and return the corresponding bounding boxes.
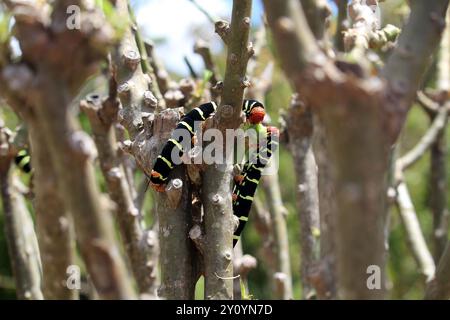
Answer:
[81,92,159,296]
[395,180,435,281]
[0,123,42,300]
[431,8,450,261]
[2,1,137,299]
[283,94,320,299]
[383,1,450,138]
[302,0,332,40]
[144,41,170,95]
[398,103,449,170]
[264,0,390,299]
[335,0,349,51]
[29,122,77,300]
[202,0,253,300]
[113,0,197,300]
[194,39,220,86]
[425,242,450,299]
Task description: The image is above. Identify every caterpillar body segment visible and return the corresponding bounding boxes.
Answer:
[14,149,32,173]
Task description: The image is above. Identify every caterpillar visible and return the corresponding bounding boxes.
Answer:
[149,101,219,192]
[232,125,279,246]
[14,149,32,174]
[150,99,276,247]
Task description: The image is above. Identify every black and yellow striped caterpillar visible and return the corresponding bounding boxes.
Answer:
[232,125,278,246]
[150,99,278,247]
[149,101,219,192]
[14,149,32,173]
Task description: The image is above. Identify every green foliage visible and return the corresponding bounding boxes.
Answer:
[240,279,254,300]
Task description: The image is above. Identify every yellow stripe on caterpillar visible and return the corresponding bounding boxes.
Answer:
[17,150,27,157]
[179,121,194,135]
[194,107,205,120]
[158,155,174,169]
[245,176,259,184]
[233,235,240,240]
[251,165,263,172]
[169,138,184,151]
[239,194,254,201]
[239,216,248,221]
[19,155,31,166]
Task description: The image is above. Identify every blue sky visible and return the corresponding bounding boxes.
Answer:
[129,0,263,76]
[129,0,337,76]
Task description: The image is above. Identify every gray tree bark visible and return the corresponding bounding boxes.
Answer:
[201,0,253,300]
[263,0,449,299]
[0,123,43,300]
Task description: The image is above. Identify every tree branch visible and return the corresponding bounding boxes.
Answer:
[284,93,320,299]
[202,0,253,300]
[112,0,198,299]
[398,103,449,170]
[383,0,450,139]
[81,91,159,296]
[261,169,293,299]
[425,242,450,299]
[3,0,137,299]
[0,123,42,300]
[431,8,450,260]
[0,92,77,299]
[335,0,349,51]
[302,0,331,40]
[264,0,391,299]
[395,179,436,281]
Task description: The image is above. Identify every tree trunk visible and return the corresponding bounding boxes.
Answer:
[201,0,253,300]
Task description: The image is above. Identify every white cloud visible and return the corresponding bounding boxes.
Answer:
[135,0,230,76]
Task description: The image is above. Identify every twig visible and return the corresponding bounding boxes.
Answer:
[144,41,171,95]
[0,123,43,300]
[398,103,449,170]
[194,39,220,86]
[417,91,440,115]
[184,56,198,79]
[395,180,436,282]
